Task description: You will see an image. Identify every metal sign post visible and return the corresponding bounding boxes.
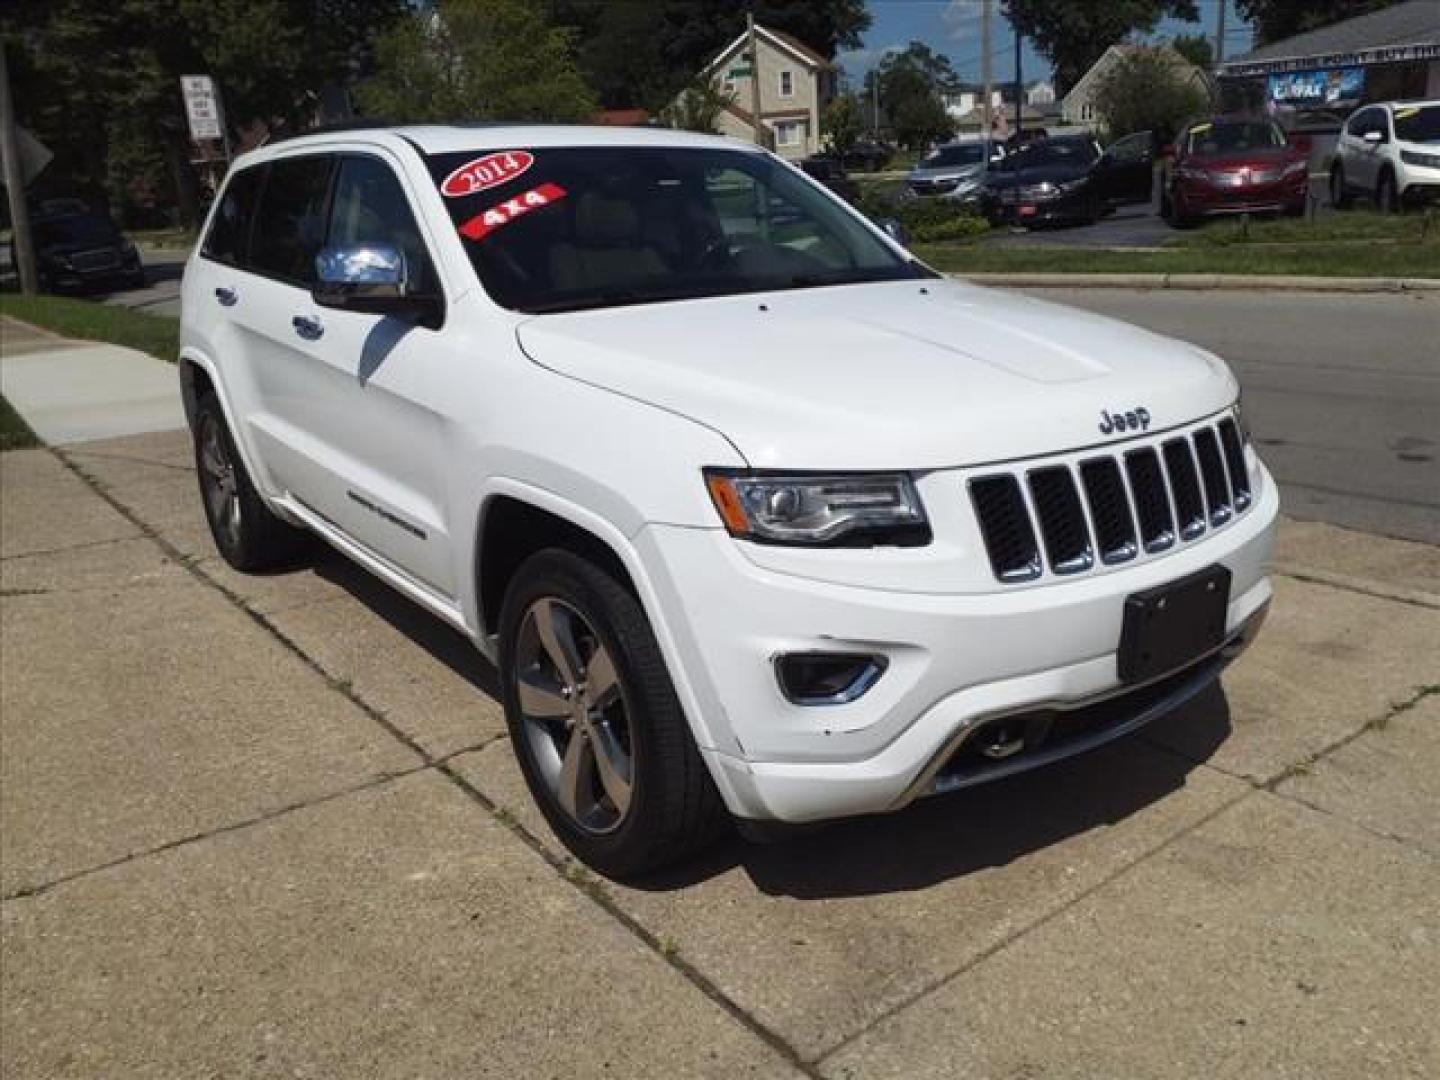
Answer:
[180,75,232,202]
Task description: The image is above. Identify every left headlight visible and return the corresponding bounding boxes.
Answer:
[703,470,930,547]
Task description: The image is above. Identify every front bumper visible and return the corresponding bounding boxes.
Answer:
[1175,173,1307,216]
[638,456,1279,824]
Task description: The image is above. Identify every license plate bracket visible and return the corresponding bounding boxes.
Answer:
[1118,565,1231,684]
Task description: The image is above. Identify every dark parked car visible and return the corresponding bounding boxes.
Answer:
[840,140,894,172]
[29,211,145,292]
[799,156,860,202]
[980,132,1155,227]
[1161,117,1309,226]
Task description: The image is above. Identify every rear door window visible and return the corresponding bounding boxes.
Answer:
[201,165,263,267]
[249,155,335,285]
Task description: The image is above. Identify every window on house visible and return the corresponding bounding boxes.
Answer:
[722,75,737,96]
[775,120,803,147]
[779,70,794,97]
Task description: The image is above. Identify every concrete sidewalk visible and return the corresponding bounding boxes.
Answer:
[0,317,184,445]
[2,429,1438,1078]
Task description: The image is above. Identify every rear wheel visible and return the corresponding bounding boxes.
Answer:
[192,390,311,571]
[1330,165,1352,209]
[499,549,727,879]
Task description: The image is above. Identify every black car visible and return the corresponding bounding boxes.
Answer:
[798,156,860,202]
[981,132,1156,227]
[840,140,894,173]
[29,211,145,292]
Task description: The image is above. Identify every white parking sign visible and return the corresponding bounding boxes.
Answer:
[180,75,223,141]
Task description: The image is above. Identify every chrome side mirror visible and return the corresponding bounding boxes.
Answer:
[312,244,441,326]
[878,217,909,247]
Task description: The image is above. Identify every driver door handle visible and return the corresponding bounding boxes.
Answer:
[214,287,238,307]
[292,315,324,341]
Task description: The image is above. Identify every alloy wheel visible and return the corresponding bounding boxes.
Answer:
[198,413,241,548]
[513,597,634,834]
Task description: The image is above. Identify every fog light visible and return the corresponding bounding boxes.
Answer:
[775,652,886,705]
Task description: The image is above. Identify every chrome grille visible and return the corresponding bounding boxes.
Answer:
[970,419,1253,584]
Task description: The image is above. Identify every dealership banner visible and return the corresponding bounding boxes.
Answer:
[1266,67,1365,109]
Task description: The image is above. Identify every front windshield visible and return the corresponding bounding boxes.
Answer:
[1186,121,1285,156]
[1392,104,1440,143]
[922,144,985,168]
[997,139,1097,171]
[35,215,121,247]
[425,146,922,313]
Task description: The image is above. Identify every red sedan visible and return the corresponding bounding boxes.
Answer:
[1161,117,1310,227]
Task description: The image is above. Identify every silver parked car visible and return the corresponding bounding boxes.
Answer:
[904,138,1004,205]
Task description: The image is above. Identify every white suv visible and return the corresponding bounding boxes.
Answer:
[181,125,1278,877]
[1331,99,1440,211]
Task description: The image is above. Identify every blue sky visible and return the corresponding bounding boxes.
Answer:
[836,0,1255,87]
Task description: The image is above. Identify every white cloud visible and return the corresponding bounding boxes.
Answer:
[835,42,904,75]
[941,0,984,43]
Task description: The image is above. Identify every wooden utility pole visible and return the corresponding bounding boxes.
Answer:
[1014,28,1022,141]
[0,41,37,296]
[980,0,993,139]
[747,12,764,147]
[1215,0,1227,65]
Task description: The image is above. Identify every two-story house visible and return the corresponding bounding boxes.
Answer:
[701,24,838,159]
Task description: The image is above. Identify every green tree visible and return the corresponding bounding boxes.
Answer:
[658,76,735,134]
[1093,47,1211,143]
[1234,0,1397,47]
[1003,0,1200,94]
[358,0,597,124]
[821,93,865,156]
[1170,32,1215,69]
[9,0,405,226]
[863,43,959,149]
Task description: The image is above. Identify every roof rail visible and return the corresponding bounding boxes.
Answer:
[270,118,398,143]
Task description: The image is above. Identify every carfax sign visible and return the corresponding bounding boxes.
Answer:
[1266,67,1365,109]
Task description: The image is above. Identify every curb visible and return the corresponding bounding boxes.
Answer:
[950,272,1440,293]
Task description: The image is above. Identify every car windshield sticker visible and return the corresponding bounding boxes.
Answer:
[458,183,567,241]
[440,151,535,197]
[1393,106,1419,120]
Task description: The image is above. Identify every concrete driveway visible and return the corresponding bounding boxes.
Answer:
[2,343,1438,1076]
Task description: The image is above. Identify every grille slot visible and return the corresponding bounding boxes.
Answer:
[1027,466,1093,574]
[1162,438,1207,541]
[1079,458,1137,564]
[1124,447,1175,553]
[969,476,1041,582]
[1217,418,1251,510]
[970,421,1253,584]
[1192,428,1232,525]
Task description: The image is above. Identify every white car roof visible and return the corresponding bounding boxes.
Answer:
[235,123,759,169]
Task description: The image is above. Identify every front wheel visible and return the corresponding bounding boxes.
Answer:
[1376,171,1399,213]
[498,549,727,879]
[1330,165,1352,209]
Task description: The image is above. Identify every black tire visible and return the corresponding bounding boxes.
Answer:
[498,548,727,879]
[1159,188,1174,221]
[192,390,311,571]
[1330,165,1352,209]
[1377,170,1399,213]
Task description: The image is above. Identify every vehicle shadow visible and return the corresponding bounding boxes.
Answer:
[311,550,501,700]
[302,547,1230,899]
[660,686,1227,898]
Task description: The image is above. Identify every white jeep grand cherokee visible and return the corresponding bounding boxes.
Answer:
[180,125,1278,877]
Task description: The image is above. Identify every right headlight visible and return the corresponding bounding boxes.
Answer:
[703,470,929,547]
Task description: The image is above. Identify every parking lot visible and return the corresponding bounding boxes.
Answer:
[2,310,1438,1077]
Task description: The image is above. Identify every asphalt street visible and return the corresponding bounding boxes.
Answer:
[1031,287,1440,545]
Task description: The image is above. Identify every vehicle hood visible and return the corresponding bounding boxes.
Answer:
[38,238,124,258]
[910,163,985,183]
[1188,147,1299,171]
[984,163,1091,189]
[515,279,1237,470]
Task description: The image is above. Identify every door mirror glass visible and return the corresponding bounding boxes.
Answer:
[313,244,439,324]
